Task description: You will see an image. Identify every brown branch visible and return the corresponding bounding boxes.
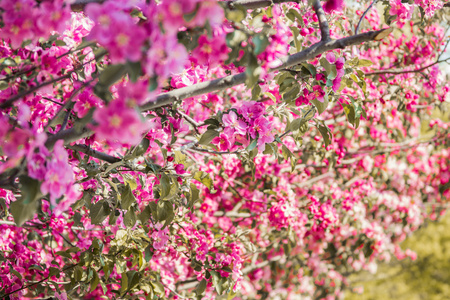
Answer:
[141,28,391,112]
[71,0,300,11]
[366,57,450,76]
[66,144,121,164]
[311,0,330,41]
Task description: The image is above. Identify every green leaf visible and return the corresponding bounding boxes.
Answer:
[342,102,356,127]
[317,124,332,147]
[121,184,136,210]
[301,63,317,77]
[156,200,173,223]
[90,200,110,225]
[56,251,72,259]
[290,118,304,132]
[138,205,152,224]
[151,281,165,296]
[10,176,41,226]
[159,174,171,199]
[290,27,302,52]
[124,207,137,228]
[196,278,207,295]
[144,245,154,262]
[91,269,100,291]
[357,59,373,67]
[74,266,83,282]
[193,171,214,190]
[188,183,200,208]
[174,150,186,165]
[133,138,150,157]
[210,270,224,295]
[253,34,269,55]
[320,57,337,80]
[311,92,329,115]
[126,61,142,82]
[198,129,219,145]
[225,4,246,23]
[251,84,261,100]
[127,270,141,290]
[0,81,9,90]
[247,139,258,151]
[94,64,126,101]
[120,272,128,294]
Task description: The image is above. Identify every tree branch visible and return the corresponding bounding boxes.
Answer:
[71,0,300,11]
[311,0,331,41]
[141,28,391,112]
[66,144,121,164]
[366,57,450,76]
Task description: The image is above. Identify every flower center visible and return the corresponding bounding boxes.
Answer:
[201,44,213,54]
[110,115,122,128]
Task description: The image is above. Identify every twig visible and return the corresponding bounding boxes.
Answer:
[0,264,77,298]
[355,0,378,35]
[366,57,450,75]
[66,144,121,164]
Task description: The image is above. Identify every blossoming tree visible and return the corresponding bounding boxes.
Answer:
[0,0,449,299]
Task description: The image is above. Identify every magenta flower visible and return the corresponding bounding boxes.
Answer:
[308,85,325,103]
[389,0,414,21]
[326,52,336,64]
[222,111,248,135]
[151,223,170,250]
[92,100,151,145]
[248,116,271,139]
[212,132,233,151]
[40,141,74,206]
[191,34,229,67]
[257,133,274,151]
[86,2,146,63]
[73,90,102,118]
[238,101,265,122]
[27,147,49,181]
[323,0,344,13]
[117,79,149,106]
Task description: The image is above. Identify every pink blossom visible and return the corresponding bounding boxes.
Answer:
[92,99,152,145]
[323,0,344,13]
[212,132,233,151]
[222,111,248,135]
[238,101,265,122]
[40,141,74,206]
[117,79,150,106]
[86,2,146,63]
[191,34,229,67]
[27,147,49,181]
[151,223,170,250]
[389,0,414,21]
[73,90,102,118]
[248,117,271,139]
[308,85,325,103]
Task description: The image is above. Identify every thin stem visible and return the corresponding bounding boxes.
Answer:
[355,0,378,35]
[366,57,450,75]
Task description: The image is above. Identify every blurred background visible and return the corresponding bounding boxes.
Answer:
[345,213,450,300]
